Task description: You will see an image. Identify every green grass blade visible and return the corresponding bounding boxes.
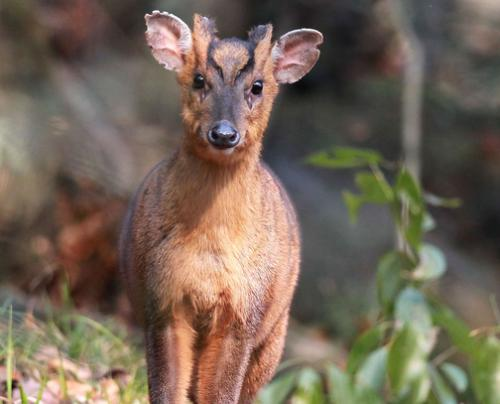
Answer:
[6,305,14,402]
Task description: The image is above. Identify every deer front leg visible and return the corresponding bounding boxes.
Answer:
[145,315,195,404]
[239,314,289,404]
[195,328,253,404]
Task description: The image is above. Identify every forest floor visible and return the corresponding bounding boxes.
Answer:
[0,295,342,404]
[0,299,148,403]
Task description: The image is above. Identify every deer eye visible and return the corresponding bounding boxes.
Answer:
[251,80,263,95]
[193,73,205,89]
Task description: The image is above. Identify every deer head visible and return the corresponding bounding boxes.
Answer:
[145,11,323,165]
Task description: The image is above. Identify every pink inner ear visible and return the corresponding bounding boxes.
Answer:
[278,48,307,71]
[282,32,318,54]
[148,25,181,54]
[273,29,323,84]
[147,26,182,69]
[145,12,192,71]
[277,32,320,68]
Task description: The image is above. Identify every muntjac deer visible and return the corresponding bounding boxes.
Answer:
[120,10,323,403]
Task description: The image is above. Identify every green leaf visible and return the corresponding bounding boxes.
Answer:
[407,371,432,403]
[396,168,423,208]
[470,336,500,404]
[355,172,393,203]
[334,147,383,164]
[355,347,388,392]
[257,370,297,404]
[291,367,326,404]
[327,364,384,404]
[343,191,364,223]
[306,147,383,169]
[394,168,425,251]
[424,193,461,208]
[440,362,468,393]
[395,287,433,336]
[412,244,447,281]
[354,386,384,404]
[431,303,477,356]
[347,324,386,375]
[405,209,424,251]
[388,324,427,398]
[326,364,356,404]
[422,213,436,232]
[376,252,412,314]
[429,365,457,404]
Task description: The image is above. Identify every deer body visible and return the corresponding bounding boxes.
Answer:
[120,11,322,403]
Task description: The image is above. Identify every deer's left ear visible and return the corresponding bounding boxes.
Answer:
[272,29,323,84]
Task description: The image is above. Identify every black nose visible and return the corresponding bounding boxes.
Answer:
[207,121,240,149]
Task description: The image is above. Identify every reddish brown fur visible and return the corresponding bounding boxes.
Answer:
[121,12,322,403]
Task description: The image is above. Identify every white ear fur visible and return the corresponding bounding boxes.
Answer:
[272,29,323,84]
[145,11,192,71]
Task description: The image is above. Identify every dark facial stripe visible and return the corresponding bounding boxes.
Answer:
[208,38,255,84]
[235,56,254,82]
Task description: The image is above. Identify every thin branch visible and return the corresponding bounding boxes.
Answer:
[390,0,425,182]
[431,346,458,366]
[389,0,425,251]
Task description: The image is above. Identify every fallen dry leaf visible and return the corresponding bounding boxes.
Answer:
[46,379,93,402]
[12,377,59,404]
[46,357,92,381]
[0,365,21,384]
[97,378,120,403]
[35,346,92,381]
[98,367,131,387]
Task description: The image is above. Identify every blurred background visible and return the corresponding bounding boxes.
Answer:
[0,0,499,360]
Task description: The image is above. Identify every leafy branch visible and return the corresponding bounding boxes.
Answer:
[257,147,499,404]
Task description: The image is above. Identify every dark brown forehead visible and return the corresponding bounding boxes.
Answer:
[209,39,253,82]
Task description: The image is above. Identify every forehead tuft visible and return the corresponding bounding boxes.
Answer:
[210,39,251,78]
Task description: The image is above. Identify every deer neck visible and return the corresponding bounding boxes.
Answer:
[168,147,263,235]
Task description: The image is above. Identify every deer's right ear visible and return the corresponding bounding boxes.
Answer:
[272,29,323,84]
[145,11,192,71]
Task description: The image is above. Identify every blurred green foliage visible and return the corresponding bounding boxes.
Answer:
[257,147,500,403]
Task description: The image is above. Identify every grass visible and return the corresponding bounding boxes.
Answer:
[6,305,13,402]
[0,299,148,403]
